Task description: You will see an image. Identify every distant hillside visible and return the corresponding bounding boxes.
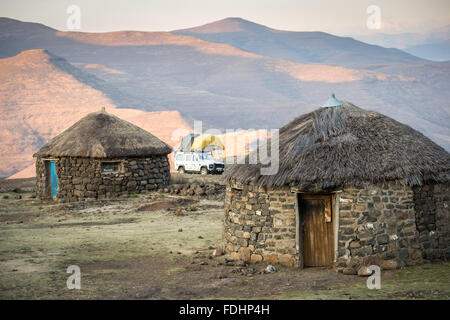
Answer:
[352,26,450,62]
[0,17,449,172]
[0,49,191,177]
[404,43,450,62]
[174,17,425,67]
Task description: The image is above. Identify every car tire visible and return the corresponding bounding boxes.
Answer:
[178,167,185,174]
[200,167,208,175]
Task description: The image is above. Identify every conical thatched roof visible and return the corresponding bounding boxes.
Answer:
[34,110,172,158]
[225,101,450,189]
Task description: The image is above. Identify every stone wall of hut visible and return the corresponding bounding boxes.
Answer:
[336,182,421,274]
[412,183,450,262]
[36,156,170,201]
[336,182,449,274]
[223,182,299,267]
[224,181,449,272]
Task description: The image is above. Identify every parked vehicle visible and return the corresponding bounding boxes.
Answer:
[174,151,225,175]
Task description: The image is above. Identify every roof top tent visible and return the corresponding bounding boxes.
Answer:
[178,133,199,152]
[177,133,224,153]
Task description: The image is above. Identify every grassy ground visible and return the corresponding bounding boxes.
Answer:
[265,263,450,300]
[0,190,223,299]
[0,178,449,300]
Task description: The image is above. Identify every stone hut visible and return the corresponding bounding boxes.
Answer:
[223,100,449,273]
[34,110,172,201]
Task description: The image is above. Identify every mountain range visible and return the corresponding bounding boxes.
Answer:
[0,48,191,177]
[352,25,450,62]
[0,17,449,177]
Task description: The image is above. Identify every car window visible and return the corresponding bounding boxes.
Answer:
[200,153,213,160]
[186,154,192,161]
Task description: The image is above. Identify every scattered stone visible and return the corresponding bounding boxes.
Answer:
[212,249,223,257]
[175,209,186,216]
[357,266,372,277]
[194,186,205,196]
[200,261,208,265]
[264,265,277,273]
[236,260,247,267]
[238,247,251,262]
[381,259,398,270]
[343,267,357,275]
[250,254,263,263]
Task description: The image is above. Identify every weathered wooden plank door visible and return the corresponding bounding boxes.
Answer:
[300,194,334,267]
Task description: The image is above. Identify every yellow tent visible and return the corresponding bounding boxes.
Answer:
[190,134,224,151]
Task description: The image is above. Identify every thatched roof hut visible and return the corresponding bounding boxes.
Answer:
[223,100,450,272]
[34,110,172,201]
[34,110,172,158]
[225,101,449,190]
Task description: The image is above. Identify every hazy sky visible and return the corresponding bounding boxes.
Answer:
[1,0,449,35]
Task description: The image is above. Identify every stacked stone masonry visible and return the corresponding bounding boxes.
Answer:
[36,156,170,201]
[224,183,300,267]
[413,183,450,261]
[224,181,449,271]
[336,182,420,273]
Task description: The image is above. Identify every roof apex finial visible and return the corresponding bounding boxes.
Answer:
[322,93,342,107]
[101,106,106,112]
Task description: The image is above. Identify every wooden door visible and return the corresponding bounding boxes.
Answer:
[300,194,334,267]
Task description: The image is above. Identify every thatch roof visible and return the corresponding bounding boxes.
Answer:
[34,110,172,158]
[225,101,450,189]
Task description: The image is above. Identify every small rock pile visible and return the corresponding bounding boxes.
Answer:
[219,258,275,276]
[158,183,225,200]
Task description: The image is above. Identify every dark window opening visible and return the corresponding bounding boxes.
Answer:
[101,162,121,173]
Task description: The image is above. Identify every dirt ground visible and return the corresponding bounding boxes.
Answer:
[0,176,449,300]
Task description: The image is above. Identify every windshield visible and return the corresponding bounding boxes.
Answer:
[199,153,214,160]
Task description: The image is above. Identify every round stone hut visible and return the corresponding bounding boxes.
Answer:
[223,100,450,273]
[34,110,172,201]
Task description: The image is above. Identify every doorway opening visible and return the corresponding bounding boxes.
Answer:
[44,160,58,198]
[298,194,334,267]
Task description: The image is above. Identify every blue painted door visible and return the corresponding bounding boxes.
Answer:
[50,161,58,198]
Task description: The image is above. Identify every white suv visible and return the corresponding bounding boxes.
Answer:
[174,152,225,175]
